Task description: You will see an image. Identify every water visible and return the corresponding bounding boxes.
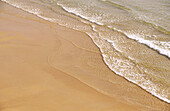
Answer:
[1,0,170,103]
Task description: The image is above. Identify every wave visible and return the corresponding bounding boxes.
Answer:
[55,0,170,58]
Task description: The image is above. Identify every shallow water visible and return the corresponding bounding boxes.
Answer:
[1,0,170,103]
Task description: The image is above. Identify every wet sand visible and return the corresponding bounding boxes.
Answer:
[0,2,169,111]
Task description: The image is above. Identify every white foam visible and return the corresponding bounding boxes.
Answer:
[86,31,170,103]
[1,0,57,23]
[124,33,170,58]
[56,2,105,26]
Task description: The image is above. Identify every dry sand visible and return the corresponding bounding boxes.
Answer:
[0,2,169,111]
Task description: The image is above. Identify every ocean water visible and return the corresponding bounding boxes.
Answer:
[1,0,170,103]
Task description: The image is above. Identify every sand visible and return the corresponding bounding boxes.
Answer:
[0,2,169,111]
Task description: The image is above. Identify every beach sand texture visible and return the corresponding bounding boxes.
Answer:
[0,2,169,111]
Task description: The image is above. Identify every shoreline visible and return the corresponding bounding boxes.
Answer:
[0,1,169,111]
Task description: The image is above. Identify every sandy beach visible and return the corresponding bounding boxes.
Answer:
[0,2,169,111]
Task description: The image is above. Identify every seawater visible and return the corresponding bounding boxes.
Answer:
[1,0,170,103]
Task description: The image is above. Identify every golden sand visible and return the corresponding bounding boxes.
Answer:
[0,2,169,111]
